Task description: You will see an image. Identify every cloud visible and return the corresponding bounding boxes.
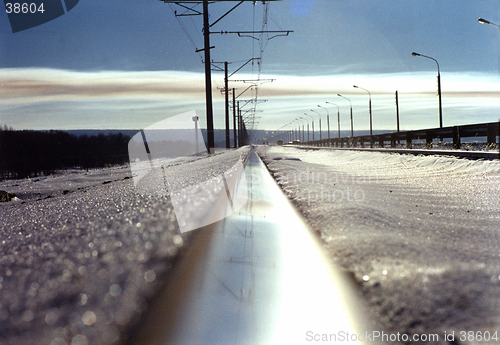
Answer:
[0,68,498,130]
[2,68,498,102]
[257,71,500,96]
[0,68,206,103]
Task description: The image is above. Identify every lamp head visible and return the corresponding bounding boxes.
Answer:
[412,52,420,56]
[337,93,342,97]
[478,17,491,24]
[353,85,358,88]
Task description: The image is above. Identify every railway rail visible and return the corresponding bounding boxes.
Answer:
[127,147,378,344]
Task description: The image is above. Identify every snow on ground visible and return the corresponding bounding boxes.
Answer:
[0,147,249,345]
[258,145,500,344]
[0,166,133,203]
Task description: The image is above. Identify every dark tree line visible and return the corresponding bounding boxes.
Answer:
[0,129,130,179]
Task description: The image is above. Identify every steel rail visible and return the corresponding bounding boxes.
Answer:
[127,147,377,344]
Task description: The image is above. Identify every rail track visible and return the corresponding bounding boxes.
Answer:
[127,147,377,344]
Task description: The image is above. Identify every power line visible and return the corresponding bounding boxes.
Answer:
[161,0,291,146]
[168,3,204,62]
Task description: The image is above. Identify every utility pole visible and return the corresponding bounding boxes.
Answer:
[239,104,244,146]
[163,0,291,149]
[395,91,400,134]
[233,88,237,148]
[224,61,230,148]
[237,101,241,147]
[202,0,214,153]
[219,58,263,148]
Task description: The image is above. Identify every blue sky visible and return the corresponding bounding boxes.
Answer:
[0,0,499,132]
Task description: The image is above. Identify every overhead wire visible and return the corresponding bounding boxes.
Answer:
[166,1,283,143]
[248,2,257,135]
[249,1,272,136]
[168,3,204,63]
[252,2,256,76]
[190,15,204,49]
[269,10,283,31]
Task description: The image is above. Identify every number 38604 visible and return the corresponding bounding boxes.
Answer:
[5,3,45,14]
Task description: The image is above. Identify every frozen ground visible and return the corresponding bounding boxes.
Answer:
[258,145,500,344]
[332,141,499,152]
[0,147,249,345]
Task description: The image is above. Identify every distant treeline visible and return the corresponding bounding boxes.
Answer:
[0,129,130,179]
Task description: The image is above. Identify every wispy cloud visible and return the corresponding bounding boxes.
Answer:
[257,71,500,96]
[0,68,498,130]
[0,68,206,103]
[1,68,498,101]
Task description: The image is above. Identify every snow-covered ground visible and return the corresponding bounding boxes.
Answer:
[0,166,133,202]
[333,141,499,152]
[2,144,498,344]
[0,147,249,345]
[258,145,500,344]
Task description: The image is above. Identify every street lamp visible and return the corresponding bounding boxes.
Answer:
[288,123,294,143]
[310,109,321,141]
[317,105,330,140]
[300,116,310,142]
[326,102,340,139]
[277,124,287,142]
[280,123,288,143]
[337,94,353,137]
[283,123,290,143]
[296,118,306,142]
[304,113,314,141]
[353,85,373,138]
[290,120,296,141]
[478,17,500,28]
[292,119,301,142]
[412,52,443,128]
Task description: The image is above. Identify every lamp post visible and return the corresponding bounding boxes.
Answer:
[288,122,295,142]
[353,85,372,138]
[337,94,353,137]
[282,123,289,143]
[277,125,287,142]
[317,105,330,140]
[326,102,340,139]
[304,113,314,141]
[412,52,443,128]
[292,119,300,141]
[297,118,306,142]
[300,116,310,142]
[296,119,302,142]
[310,109,321,141]
[294,119,302,142]
[478,18,499,157]
[478,17,500,28]
[285,123,293,143]
[280,124,287,143]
